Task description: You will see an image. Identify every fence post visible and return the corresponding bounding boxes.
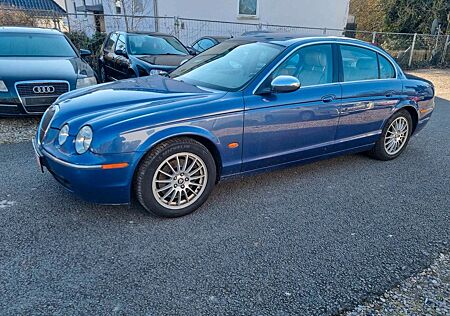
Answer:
[174,16,180,39]
[409,33,417,68]
[372,31,377,44]
[323,28,327,35]
[442,35,450,64]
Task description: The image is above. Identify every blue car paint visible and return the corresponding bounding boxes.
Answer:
[35,35,435,205]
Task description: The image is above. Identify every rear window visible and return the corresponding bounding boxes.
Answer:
[0,33,77,57]
[378,54,396,79]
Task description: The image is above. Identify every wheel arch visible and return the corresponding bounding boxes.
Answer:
[394,104,419,134]
[133,127,223,183]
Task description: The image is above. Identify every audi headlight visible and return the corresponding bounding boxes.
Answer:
[0,80,8,92]
[75,125,93,154]
[149,69,168,76]
[76,76,97,89]
[58,124,69,146]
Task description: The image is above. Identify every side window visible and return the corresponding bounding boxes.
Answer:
[193,39,215,52]
[104,33,118,52]
[198,39,215,51]
[192,41,202,52]
[272,44,333,87]
[115,34,127,53]
[340,45,378,82]
[378,54,396,79]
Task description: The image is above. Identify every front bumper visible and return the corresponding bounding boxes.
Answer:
[33,139,133,204]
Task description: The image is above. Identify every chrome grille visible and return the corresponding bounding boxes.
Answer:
[15,81,69,114]
[39,105,57,143]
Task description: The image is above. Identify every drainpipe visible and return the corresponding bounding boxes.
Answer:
[153,0,159,32]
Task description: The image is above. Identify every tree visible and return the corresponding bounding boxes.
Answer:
[350,0,450,33]
[0,5,37,27]
[383,0,449,34]
[349,0,385,31]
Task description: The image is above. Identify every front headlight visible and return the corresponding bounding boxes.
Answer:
[58,124,69,146]
[0,80,8,92]
[75,125,93,154]
[76,76,97,89]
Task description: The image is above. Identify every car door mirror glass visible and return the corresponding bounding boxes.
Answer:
[80,49,92,57]
[271,75,301,93]
[115,49,127,56]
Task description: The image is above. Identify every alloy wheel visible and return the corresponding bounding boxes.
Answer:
[152,152,208,210]
[384,116,409,155]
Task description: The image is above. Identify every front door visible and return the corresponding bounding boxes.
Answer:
[113,34,131,79]
[103,32,118,80]
[242,44,341,171]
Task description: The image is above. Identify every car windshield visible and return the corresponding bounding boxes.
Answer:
[170,41,284,91]
[128,34,189,56]
[0,33,77,57]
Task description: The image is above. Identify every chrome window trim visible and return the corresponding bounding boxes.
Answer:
[14,80,70,114]
[339,43,399,83]
[252,40,401,95]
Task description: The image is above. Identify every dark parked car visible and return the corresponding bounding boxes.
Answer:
[34,34,435,218]
[0,27,96,116]
[189,36,231,54]
[98,32,192,81]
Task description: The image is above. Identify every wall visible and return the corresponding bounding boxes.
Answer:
[157,0,350,31]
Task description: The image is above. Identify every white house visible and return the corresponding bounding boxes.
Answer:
[58,0,350,44]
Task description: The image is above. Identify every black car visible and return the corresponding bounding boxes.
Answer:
[0,27,96,116]
[98,32,192,82]
[189,36,231,54]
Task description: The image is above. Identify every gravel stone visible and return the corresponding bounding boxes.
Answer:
[0,117,39,144]
[345,253,450,316]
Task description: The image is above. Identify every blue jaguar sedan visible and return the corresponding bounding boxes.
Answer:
[34,34,435,217]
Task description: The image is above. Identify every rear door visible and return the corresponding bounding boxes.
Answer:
[334,44,403,150]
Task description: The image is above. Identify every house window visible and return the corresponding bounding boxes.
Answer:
[115,0,122,14]
[238,0,258,17]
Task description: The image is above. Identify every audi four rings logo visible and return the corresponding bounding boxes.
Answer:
[33,86,55,94]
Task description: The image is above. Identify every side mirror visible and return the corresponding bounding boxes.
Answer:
[271,75,301,93]
[187,46,199,56]
[80,49,92,57]
[115,49,127,57]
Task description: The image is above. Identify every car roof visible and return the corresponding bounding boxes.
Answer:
[118,31,175,37]
[234,32,375,48]
[202,35,231,41]
[0,26,63,35]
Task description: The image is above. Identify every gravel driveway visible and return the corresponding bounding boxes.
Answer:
[0,70,449,315]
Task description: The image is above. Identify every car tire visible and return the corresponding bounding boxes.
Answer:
[134,137,217,218]
[368,109,413,161]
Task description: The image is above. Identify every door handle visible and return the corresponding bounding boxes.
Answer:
[321,95,336,103]
[385,90,395,97]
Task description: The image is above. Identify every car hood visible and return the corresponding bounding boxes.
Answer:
[52,75,226,131]
[136,54,191,67]
[0,57,93,86]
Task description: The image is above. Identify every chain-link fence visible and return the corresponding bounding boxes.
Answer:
[1,7,449,70]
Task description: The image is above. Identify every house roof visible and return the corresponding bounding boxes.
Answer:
[0,0,66,13]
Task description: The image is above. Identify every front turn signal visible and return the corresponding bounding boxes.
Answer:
[101,162,129,170]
